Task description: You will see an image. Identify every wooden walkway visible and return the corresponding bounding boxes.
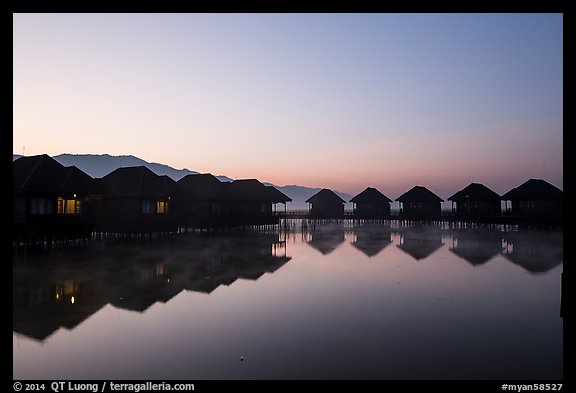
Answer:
[273,211,562,229]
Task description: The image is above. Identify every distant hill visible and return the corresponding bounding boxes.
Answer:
[13,153,353,210]
[13,153,231,182]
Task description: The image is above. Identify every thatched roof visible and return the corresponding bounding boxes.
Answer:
[177,173,228,200]
[501,179,562,201]
[179,176,291,203]
[229,179,273,202]
[14,154,61,191]
[396,185,443,203]
[99,166,186,198]
[448,183,500,202]
[60,166,102,194]
[13,154,99,194]
[350,187,392,204]
[157,175,188,197]
[305,188,346,204]
[265,185,292,203]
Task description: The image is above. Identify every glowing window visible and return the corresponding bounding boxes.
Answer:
[156,201,168,214]
[57,197,81,214]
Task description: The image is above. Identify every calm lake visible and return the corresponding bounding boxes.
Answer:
[13,222,563,380]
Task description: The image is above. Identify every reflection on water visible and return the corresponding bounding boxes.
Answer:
[350,224,392,257]
[502,231,563,274]
[396,227,444,260]
[305,223,345,255]
[449,229,503,266]
[13,233,289,341]
[13,224,563,379]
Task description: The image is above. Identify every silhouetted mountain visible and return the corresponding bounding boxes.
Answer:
[13,153,229,181]
[13,153,352,210]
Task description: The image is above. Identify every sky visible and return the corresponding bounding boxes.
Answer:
[13,13,563,198]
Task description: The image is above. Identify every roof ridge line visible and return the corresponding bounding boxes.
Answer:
[19,154,47,191]
[59,165,75,192]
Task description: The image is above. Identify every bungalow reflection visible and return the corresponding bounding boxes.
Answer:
[13,259,109,341]
[179,233,290,294]
[304,222,345,255]
[501,230,563,274]
[13,232,291,341]
[395,227,444,261]
[448,228,503,266]
[350,223,392,257]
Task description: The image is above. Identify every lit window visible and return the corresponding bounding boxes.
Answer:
[57,197,81,214]
[156,201,168,214]
[66,199,77,214]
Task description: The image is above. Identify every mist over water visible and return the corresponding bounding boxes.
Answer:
[13,223,563,380]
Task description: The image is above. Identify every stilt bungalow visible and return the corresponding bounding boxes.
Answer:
[448,183,501,218]
[501,179,563,219]
[228,179,290,226]
[96,166,186,234]
[177,173,231,228]
[13,154,101,242]
[396,185,443,219]
[350,187,392,219]
[306,188,346,218]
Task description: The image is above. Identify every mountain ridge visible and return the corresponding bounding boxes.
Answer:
[12,153,353,210]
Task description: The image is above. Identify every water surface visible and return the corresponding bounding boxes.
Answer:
[13,223,563,380]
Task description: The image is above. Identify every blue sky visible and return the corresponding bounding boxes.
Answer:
[13,13,563,197]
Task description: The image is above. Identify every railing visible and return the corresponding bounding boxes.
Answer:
[273,210,561,228]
